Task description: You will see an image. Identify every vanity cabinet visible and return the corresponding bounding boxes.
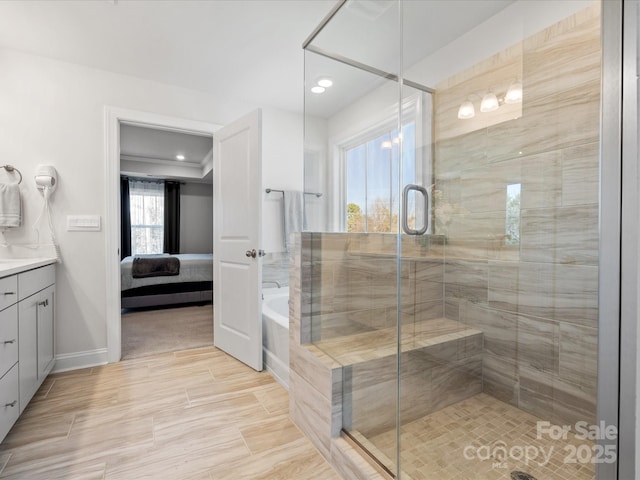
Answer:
[0,262,55,441]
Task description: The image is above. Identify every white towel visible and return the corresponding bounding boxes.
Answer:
[0,183,21,228]
[283,190,305,252]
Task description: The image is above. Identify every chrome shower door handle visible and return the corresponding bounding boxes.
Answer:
[402,184,429,235]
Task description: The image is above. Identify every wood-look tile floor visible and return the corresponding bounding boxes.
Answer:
[0,347,341,480]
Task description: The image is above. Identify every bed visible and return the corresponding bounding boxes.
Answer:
[120,253,213,309]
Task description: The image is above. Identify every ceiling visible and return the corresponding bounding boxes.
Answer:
[0,0,337,113]
[0,0,336,180]
[0,0,520,174]
[120,125,212,166]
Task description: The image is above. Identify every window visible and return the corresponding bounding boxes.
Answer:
[344,122,417,233]
[505,183,521,246]
[129,180,164,254]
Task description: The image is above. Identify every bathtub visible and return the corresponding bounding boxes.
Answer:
[262,287,289,388]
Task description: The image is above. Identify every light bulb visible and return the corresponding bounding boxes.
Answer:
[480,92,499,112]
[317,78,333,88]
[457,100,475,119]
[505,81,523,104]
[311,86,325,94]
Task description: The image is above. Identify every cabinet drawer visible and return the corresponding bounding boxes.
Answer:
[0,363,19,442]
[18,264,55,300]
[0,304,18,378]
[0,275,18,311]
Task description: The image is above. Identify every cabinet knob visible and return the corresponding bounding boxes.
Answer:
[3,339,15,344]
[5,401,16,408]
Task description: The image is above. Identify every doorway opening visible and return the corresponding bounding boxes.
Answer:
[119,123,214,359]
[104,107,221,363]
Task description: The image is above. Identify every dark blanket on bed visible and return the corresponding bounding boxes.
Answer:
[132,256,180,278]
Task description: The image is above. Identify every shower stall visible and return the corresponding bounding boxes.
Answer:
[291,1,617,479]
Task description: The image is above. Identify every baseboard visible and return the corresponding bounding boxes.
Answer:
[263,348,289,390]
[52,348,109,373]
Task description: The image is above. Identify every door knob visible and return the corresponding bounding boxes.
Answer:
[245,249,257,258]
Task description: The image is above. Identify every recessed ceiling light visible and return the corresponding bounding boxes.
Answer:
[311,86,325,94]
[176,154,185,161]
[317,78,333,88]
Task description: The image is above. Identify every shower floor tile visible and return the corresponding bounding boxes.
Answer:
[365,393,595,480]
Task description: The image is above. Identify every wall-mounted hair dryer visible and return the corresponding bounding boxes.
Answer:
[35,165,57,196]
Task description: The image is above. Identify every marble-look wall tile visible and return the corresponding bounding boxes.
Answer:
[553,375,597,426]
[517,315,559,375]
[518,365,555,421]
[435,128,488,176]
[523,4,600,104]
[334,258,398,314]
[488,261,598,326]
[445,212,506,254]
[520,150,564,210]
[414,259,444,299]
[444,284,461,321]
[444,259,489,305]
[519,363,596,427]
[429,357,483,412]
[484,352,518,406]
[520,204,599,266]
[562,142,599,206]
[485,79,600,164]
[459,301,516,360]
[558,322,598,394]
[411,300,445,323]
[289,370,332,460]
[344,361,398,437]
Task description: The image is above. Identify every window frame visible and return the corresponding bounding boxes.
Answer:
[329,92,430,233]
[129,178,165,255]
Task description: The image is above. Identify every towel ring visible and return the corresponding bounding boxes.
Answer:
[1,165,22,184]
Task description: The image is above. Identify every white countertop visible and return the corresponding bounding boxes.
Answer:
[0,257,57,277]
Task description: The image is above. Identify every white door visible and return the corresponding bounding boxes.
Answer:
[213,109,263,371]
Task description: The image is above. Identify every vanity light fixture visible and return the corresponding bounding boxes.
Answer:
[480,91,499,112]
[457,100,475,119]
[504,81,523,104]
[458,81,523,120]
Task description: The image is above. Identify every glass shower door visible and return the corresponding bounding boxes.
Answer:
[396,1,603,479]
[303,1,405,475]
[303,1,605,479]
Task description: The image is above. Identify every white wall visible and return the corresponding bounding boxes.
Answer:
[0,47,302,366]
[261,107,304,253]
[179,182,213,254]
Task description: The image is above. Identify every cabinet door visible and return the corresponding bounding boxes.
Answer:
[18,297,37,414]
[37,286,55,378]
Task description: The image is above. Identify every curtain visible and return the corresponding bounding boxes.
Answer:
[163,181,181,254]
[120,177,131,260]
[129,179,164,255]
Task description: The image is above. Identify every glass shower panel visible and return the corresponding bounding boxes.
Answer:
[304,1,403,476]
[303,1,603,479]
[395,1,602,479]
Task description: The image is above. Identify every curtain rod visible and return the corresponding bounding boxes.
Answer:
[266,188,322,198]
[121,176,185,185]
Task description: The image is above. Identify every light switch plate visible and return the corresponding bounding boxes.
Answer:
[67,215,101,232]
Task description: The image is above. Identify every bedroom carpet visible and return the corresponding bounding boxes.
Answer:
[121,303,213,359]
